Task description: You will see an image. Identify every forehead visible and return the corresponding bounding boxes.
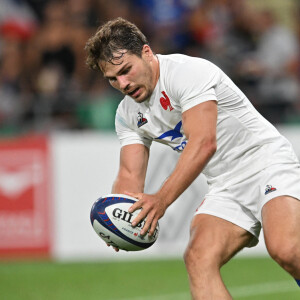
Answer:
[100,51,140,77]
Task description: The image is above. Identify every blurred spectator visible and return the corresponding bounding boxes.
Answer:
[0,0,37,134]
[26,1,79,131]
[0,0,37,42]
[24,0,48,22]
[286,3,300,123]
[0,39,24,134]
[132,0,191,53]
[186,0,257,73]
[188,0,231,51]
[0,0,299,135]
[235,8,300,123]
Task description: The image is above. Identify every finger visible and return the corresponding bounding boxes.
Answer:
[131,209,148,227]
[148,218,158,237]
[128,200,143,213]
[124,192,143,213]
[140,213,155,235]
[107,243,119,252]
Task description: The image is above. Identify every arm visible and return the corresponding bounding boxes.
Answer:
[128,100,217,235]
[112,143,149,194]
[156,100,217,204]
[108,143,149,252]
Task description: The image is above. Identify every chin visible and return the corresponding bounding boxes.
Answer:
[134,97,148,103]
[137,90,152,103]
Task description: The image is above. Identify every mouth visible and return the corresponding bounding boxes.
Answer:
[128,87,140,98]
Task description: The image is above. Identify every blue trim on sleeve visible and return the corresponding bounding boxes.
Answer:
[116,113,129,128]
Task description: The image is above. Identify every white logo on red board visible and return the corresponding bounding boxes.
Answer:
[0,164,42,198]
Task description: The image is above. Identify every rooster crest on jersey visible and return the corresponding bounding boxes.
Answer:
[160,91,174,111]
[137,112,148,128]
[265,185,277,195]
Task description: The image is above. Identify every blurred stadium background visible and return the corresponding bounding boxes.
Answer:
[0,0,300,299]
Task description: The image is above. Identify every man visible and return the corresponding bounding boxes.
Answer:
[85,17,300,299]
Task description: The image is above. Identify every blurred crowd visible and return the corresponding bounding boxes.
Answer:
[0,0,300,135]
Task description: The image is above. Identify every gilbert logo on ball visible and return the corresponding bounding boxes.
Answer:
[90,194,159,251]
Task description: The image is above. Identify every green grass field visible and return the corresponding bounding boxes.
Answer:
[0,256,299,300]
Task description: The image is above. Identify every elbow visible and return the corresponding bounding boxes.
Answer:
[188,133,217,159]
[194,135,216,159]
[187,135,217,162]
[205,140,217,159]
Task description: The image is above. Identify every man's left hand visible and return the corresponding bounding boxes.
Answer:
[126,192,167,236]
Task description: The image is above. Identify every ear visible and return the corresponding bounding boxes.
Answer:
[141,45,153,60]
[98,60,106,73]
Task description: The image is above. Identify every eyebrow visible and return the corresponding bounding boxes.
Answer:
[104,63,131,80]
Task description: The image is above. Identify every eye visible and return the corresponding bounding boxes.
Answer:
[121,67,131,75]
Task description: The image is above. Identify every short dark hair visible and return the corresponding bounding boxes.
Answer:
[85,17,149,71]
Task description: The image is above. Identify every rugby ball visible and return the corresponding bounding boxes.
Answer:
[90,194,159,251]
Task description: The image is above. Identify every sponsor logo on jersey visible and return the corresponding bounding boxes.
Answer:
[137,112,148,128]
[160,91,174,111]
[265,185,277,195]
[156,121,187,152]
[156,121,183,141]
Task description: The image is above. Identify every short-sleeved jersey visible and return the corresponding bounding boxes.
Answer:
[115,54,299,188]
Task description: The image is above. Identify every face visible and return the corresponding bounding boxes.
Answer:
[100,46,159,103]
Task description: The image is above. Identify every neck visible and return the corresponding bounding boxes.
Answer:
[152,55,160,87]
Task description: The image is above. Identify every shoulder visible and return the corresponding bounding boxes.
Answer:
[158,54,219,78]
[115,96,137,126]
[158,54,221,101]
[158,54,221,91]
[116,96,137,116]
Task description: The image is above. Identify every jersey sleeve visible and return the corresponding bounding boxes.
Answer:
[168,58,220,113]
[115,109,152,149]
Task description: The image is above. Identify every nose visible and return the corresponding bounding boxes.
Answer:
[117,76,130,91]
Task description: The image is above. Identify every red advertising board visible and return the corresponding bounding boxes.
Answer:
[0,135,52,257]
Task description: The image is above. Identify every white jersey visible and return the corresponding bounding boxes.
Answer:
[115,54,299,189]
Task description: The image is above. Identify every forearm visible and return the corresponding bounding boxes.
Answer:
[112,175,145,194]
[156,138,216,207]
